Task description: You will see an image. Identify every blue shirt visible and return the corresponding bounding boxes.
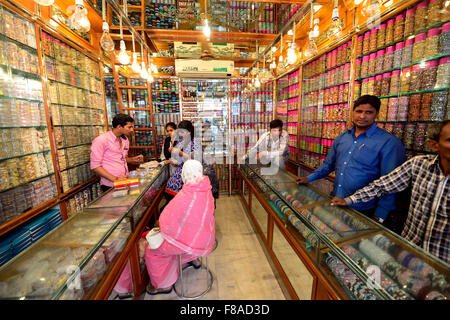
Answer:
[307,124,406,220]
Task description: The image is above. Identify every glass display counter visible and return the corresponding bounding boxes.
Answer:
[0,164,168,299]
[239,164,449,300]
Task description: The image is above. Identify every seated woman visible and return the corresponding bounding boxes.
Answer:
[145,159,216,295]
[164,120,202,203]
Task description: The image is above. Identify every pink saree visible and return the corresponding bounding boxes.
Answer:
[145,175,215,289]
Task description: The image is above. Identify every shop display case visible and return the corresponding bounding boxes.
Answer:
[299,39,353,169]
[151,77,180,155]
[276,3,301,33]
[239,163,449,300]
[180,79,229,156]
[229,1,275,34]
[277,70,300,161]
[145,0,176,29]
[353,1,450,161]
[0,164,168,299]
[0,4,58,226]
[41,31,106,194]
[230,80,273,159]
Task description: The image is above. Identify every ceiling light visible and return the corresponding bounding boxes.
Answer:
[68,0,90,33]
[100,22,115,52]
[34,0,54,5]
[328,0,343,38]
[117,40,130,65]
[131,53,140,72]
[100,0,114,52]
[203,19,211,39]
[130,33,140,72]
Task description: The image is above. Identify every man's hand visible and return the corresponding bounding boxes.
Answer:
[370,216,385,225]
[296,176,309,184]
[164,159,171,164]
[116,174,128,181]
[331,197,347,206]
[134,155,144,163]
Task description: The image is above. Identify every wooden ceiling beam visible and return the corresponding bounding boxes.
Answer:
[141,30,277,45]
[227,0,328,4]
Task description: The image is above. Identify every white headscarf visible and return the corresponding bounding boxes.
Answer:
[182,159,203,184]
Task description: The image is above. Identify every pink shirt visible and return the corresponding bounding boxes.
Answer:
[90,131,129,187]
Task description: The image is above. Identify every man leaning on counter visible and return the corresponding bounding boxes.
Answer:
[90,113,144,192]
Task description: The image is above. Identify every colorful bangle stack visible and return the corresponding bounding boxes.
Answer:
[341,245,413,300]
[324,252,378,300]
[372,235,448,291]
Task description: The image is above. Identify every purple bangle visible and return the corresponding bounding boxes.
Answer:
[402,253,416,268]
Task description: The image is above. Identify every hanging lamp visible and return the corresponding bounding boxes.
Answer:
[304,2,318,59]
[130,32,141,73]
[117,8,130,65]
[68,0,90,33]
[328,0,344,38]
[100,0,114,52]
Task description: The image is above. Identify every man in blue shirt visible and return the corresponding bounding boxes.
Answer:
[296,95,406,223]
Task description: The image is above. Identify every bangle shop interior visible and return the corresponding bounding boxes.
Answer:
[0,0,448,301]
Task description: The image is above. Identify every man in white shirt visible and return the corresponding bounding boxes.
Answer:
[244,119,290,170]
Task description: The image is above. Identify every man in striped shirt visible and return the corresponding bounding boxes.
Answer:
[331,120,450,263]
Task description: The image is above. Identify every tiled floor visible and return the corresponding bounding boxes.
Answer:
[137,195,288,300]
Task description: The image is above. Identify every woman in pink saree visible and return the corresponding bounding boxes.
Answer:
[145,159,215,294]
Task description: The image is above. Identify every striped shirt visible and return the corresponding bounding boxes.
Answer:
[345,155,449,263]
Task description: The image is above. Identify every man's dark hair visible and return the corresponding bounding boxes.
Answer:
[353,95,381,112]
[426,120,450,142]
[178,120,194,141]
[165,122,177,130]
[112,113,134,128]
[270,119,283,129]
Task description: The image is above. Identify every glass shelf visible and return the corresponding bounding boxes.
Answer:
[0,150,51,162]
[57,143,91,150]
[303,81,350,95]
[48,79,102,96]
[0,64,41,81]
[300,121,347,124]
[0,95,42,103]
[356,52,450,81]
[51,103,103,110]
[356,18,450,60]
[44,55,101,81]
[0,32,37,53]
[0,173,55,194]
[378,87,450,99]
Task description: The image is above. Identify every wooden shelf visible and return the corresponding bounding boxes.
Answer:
[0,198,59,238]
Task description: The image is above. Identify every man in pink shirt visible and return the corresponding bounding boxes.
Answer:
[90,114,144,192]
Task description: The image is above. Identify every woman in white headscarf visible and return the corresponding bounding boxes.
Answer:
[144,159,215,295]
